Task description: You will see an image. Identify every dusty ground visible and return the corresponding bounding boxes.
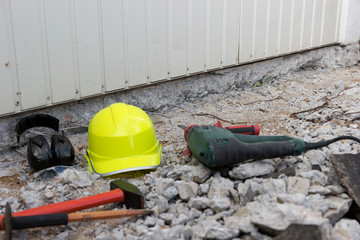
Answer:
[0,63,359,239]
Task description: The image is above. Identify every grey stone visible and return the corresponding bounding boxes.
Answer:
[208,176,234,199]
[274,224,322,240]
[177,181,198,201]
[199,183,210,195]
[246,201,327,233]
[158,213,174,225]
[188,197,210,210]
[331,219,360,240]
[192,219,239,240]
[309,184,332,195]
[287,177,310,195]
[229,161,275,179]
[154,178,175,196]
[145,193,169,214]
[324,196,352,225]
[192,165,212,183]
[20,191,44,209]
[210,197,232,212]
[308,194,330,214]
[298,170,328,185]
[276,193,309,207]
[224,207,256,233]
[162,186,179,200]
[144,216,156,227]
[237,179,262,205]
[60,168,93,187]
[259,178,286,197]
[172,213,188,225]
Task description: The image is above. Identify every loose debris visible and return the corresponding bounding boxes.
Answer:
[0,64,360,239]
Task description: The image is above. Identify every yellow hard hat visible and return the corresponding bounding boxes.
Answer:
[85,103,162,177]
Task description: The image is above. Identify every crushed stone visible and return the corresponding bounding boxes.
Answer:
[0,52,360,239]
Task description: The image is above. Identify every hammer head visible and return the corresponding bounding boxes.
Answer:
[110,179,144,209]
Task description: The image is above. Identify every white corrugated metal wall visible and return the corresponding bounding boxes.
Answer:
[0,0,342,116]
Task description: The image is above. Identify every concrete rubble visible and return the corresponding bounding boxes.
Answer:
[0,43,359,239]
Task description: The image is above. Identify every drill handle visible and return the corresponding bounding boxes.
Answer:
[209,138,304,167]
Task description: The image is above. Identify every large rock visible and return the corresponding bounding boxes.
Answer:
[330,219,360,240]
[229,161,275,179]
[245,201,328,234]
[192,218,239,240]
[324,196,352,225]
[274,224,322,240]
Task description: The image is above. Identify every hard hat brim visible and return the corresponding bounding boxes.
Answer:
[85,144,162,177]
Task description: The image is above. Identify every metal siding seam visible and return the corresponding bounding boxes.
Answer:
[221,0,227,67]
[72,0,82,97]
[300,0,306,50]
[237,0,242,64]
[168,0,172,78]
[288,0,294,52]
[335,0,342,42]
[276,0,283,55]
[187,0,192,73]
[251,0,257,61]
[264,0,270,57]
[338,0,349,43]
[310,0,316,48]
[41,0,53,103]
[99,0,106,93]
[124,0,130,87]
[205,0,210,70]
[320,0,326,45]
[7,0,21,110]
[147,0,152,83]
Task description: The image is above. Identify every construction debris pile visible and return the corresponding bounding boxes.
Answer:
[0,57,360,239]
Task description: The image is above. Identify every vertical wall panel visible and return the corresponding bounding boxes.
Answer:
[0,0,342,116]
[290,0,304,52]
[322,0,339,44]
[189,0,206,73]
[0,1,15,114]
[302,0,314,49]
[74,0,103,96]
[239,0,254,62]
[150,0,169,82]
[10,0,50,109]
[126,0,148,86]
[102,0,127,91]
[266,0,280,56]
[311,0,324,47]
[223,0,240,66]
[253,0,267,60]
[207,0,223,70]
[278,0,292,54]
[171,0,188,77]
[44,0,77,103]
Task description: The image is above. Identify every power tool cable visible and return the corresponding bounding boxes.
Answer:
[304,136,360,151]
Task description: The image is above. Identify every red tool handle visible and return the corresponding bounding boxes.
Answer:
[213,121,260,135]
[0,188,124,230]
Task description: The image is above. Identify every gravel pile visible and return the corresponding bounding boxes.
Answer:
[0,59,360,239]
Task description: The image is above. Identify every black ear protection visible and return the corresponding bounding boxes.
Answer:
[15,114,75,172]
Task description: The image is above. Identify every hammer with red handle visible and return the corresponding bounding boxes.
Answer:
[0,179,143,230]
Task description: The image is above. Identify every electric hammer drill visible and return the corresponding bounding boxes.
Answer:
[180,125,360,168]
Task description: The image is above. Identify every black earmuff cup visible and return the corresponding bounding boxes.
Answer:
[51,135,75,166]
[27,135,53,171]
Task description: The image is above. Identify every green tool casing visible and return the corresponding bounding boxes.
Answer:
[186,126,304,167]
